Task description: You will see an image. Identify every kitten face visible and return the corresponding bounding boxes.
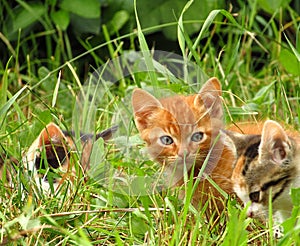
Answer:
[227,120,300,222]
[132,78,225,185]
[24,123,72,192]
[23,123,117,193]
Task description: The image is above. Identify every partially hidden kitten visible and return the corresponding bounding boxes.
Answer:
[22,123,117,193]
[225,120,300,226]
[132,78,236,214]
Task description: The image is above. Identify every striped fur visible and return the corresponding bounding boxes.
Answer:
[132,78,236,214]
[225,120,300,225]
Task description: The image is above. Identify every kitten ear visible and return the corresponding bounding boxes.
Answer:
[132,88,162,131]
[34,123,69,169]
[194,77,223,118]
[96,125,118,141]
[259,120,291,165]
[200,77,222,95]
[38,123,67,147]
[132,88,162,112]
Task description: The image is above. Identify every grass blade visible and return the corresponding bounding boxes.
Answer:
[0,86,27,118]
[51,71,61,108]
[283,32,300,62]
[133,0,158,94]
[177,0,194,56]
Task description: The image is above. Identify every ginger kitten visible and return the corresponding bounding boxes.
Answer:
[132,78,235,214]
[226,120,300,227]
[23,123,117,193]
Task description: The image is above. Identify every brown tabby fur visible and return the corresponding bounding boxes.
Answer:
[132,78,236,215]
[225,120,300,227]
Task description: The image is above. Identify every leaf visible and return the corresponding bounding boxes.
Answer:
[113,135,144,148]
[38,66,57,91]
[89,138,105,167]
[3,2,46,41]
[70,15,101,35]
[106,10,130,35]
[136,0,225,40]
[251,81,276,103]
[51,10,70,31]
[291,188,300,206]
[279,48,300,75]
[87,138,107,182]
[60,0,100,18]
[36,111,52,126]
[257,0,292,14]
[130,214,149,235]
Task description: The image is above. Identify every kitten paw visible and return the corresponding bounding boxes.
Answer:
[273,225,284,239]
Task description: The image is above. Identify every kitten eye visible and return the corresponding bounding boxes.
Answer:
[160,135,174,145]
[249,191,260,203]
[191,132,204,142]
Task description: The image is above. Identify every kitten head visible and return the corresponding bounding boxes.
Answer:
[228,120,299,221]
[24,123,117,193]
[24,123,73,192]
[132,77,225,184]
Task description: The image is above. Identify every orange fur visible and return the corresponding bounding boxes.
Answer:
[227,121,265,135]
[132,78,236,214]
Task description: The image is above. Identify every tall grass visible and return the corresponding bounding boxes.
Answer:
[1,1,300,245]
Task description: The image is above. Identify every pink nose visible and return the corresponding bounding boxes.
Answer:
[247,211,254,218]
[178,152,189,159]
[178,150,189,159]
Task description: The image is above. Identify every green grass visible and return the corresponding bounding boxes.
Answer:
[1,1,300,245]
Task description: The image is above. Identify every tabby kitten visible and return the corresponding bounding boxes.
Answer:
[226,120,300,225]
[23,123,117,193]
[132,78,235,213]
